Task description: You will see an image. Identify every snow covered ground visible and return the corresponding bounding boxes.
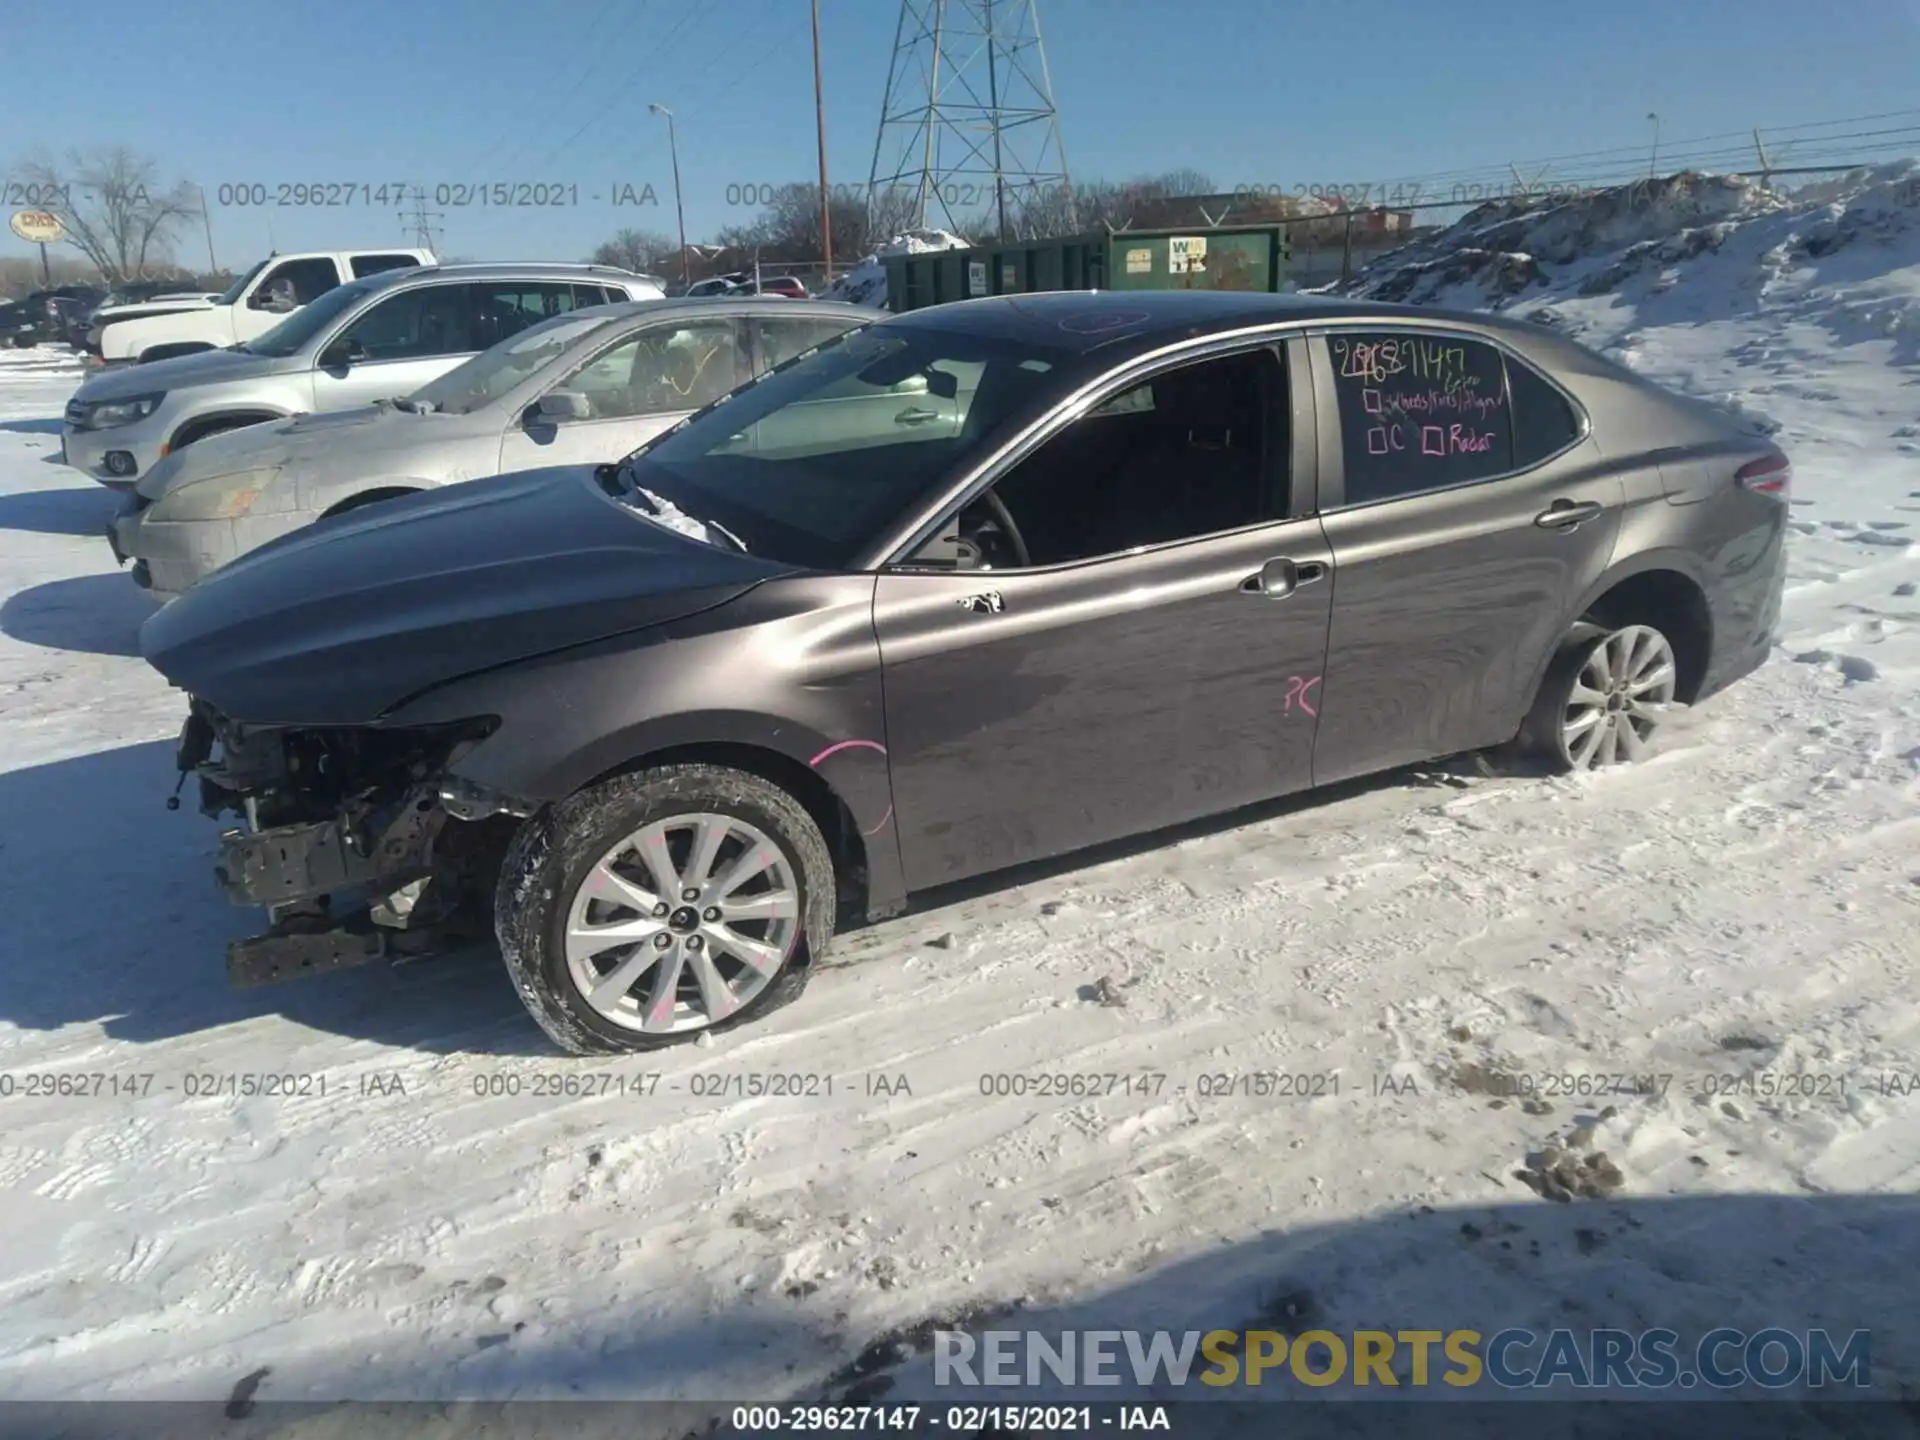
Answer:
[1,168,1918,1426]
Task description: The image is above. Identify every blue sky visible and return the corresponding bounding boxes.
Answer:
[5,0,1918,271]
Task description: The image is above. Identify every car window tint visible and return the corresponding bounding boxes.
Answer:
[926,347,1284,569]
[1506,353,1583,468]
[339,282,477,360]
[351,254,425,279]
[1326,331,1515,506]
[623,328,1082,570]
[471,282,581,351]
[754,316,861,371]
[261,257,341,305]
[553,319,745,419]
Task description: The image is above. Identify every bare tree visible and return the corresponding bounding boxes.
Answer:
[589,227,677,273]
[12,147,201,282]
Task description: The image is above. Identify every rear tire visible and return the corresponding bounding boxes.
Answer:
[1517,622,1680,773]
[494,764,835,1055]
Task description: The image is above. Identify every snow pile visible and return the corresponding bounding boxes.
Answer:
[822,227,972,309]
[1347,163,1920,315]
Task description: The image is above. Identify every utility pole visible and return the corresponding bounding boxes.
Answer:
[650,103,690,290]
[1647,112,1662,179]
[403,186,443,254]
[812,0,833,282]
[1752,128,1774,189]
[196,183,218,273]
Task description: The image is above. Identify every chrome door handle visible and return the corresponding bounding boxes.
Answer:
[895,406,941,425]
[1241,558,1328,598]
[1536,499,1604,530]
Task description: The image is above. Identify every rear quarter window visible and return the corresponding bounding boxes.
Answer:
[1505,355,1584,467]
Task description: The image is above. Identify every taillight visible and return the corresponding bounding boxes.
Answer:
[1736,452,1791,497]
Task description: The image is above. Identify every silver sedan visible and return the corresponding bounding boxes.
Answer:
[109,297,872,601]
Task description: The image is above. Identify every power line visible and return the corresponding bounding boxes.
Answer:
[520,0,709,177]
[459,0,629,173]
[481,0,664,177]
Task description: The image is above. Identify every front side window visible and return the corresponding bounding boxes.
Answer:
[410,313,620,414]
[1325,330,1515,506]
[617,326,1083,569]
[246,278,382,357]
[550,319,746,420]
[254,257,341,308]
[907,347,1286,570]
[335,282,478,361]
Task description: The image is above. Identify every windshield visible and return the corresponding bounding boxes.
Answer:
[243,278,379,358]
[214,259,269,307]
[411,313,621,415]
[618,324,1081,569]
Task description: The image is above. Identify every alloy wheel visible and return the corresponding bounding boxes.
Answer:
[1561,624,1677,769]
[562,812,801,1034]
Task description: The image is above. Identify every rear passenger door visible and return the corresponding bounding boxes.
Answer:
[1307,326,1618,785]
[497,316,748,471]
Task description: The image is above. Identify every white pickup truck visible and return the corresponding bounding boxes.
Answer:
[95,248,434,367]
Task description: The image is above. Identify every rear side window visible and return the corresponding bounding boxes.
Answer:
[471,282,581,349]
[1326,331,1515,506]
[352,253,426,279]
[572,283,614,307]
[1506,354,1583,467]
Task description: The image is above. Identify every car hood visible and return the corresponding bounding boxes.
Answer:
[78,345,294,401]
[95,298,215,324]
[140,464,798,726]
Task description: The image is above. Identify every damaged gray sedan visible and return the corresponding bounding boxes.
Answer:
[109,297,870,601]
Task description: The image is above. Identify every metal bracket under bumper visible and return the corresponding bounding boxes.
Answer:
[228,926,387,988]
[215,821,380,907]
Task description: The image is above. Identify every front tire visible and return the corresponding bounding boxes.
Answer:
[1518,623,1679,772]
[495,764,835,1055]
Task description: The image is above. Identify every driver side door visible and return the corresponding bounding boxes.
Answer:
[496,316,748,472]
[311,281,482,411]
[873,338,1331,891]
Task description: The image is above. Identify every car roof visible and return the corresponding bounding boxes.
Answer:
[561,295,869,326]
[348,261,660,294]
[875,289,1537,357]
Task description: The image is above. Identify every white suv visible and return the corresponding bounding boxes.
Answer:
[64,262,665,486]
[94,248,435,367]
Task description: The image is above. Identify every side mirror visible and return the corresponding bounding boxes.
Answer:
[532,391,590,424]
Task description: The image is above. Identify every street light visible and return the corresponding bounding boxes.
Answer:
[650,102,690,291]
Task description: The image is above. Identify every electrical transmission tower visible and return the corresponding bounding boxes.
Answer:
[866,0,1074,242]
[402,186,444,253]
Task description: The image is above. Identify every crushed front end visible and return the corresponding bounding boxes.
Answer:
[174,700,532,987]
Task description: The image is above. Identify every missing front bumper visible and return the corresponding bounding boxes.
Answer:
[215,820,381,907]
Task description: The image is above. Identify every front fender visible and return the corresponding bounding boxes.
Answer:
[381,572,904,905]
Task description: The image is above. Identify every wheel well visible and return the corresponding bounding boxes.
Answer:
[170,412,279,451]
[1579,569,1712,702]
[582,741,870,924]
[322,486,421,518]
